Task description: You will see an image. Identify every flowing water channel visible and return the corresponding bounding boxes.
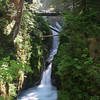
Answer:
[17,22,61,100]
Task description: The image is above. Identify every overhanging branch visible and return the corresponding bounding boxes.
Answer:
[40,34,59,38]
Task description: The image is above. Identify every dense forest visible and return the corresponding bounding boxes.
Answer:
[0,0,100,100]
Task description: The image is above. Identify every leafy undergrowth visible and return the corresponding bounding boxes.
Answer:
[53,9,100,100]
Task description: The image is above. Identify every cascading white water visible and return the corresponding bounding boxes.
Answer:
[38,63,52,88]
[17,22,61,100]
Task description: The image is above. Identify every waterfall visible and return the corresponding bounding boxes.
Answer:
[39,23,61,87]
[17,22,61,100]
[39,63,52,88]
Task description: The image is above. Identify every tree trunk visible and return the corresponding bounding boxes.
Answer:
[88,38,96,59]
[13,0,24,39]
[10,0,20,10]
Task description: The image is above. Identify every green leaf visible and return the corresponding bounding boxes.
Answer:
[0,96,5,100]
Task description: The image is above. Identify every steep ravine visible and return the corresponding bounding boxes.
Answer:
[17,0,64,99]
[17,21,62,100]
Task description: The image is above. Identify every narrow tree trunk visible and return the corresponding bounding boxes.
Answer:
[88,38,96,59]
[13,0,24,39]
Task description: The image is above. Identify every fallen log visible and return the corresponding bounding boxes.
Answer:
[40,34,59,38]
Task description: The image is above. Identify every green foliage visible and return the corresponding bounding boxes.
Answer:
[29,15,51,70]
[58,91,70,100]
[0,0,9,6]
[0,96,5,100]
[54,9,100,100]
[0,48,3,56]
[0,48,32,98]
[0,0,9,18]
[12,3,52,89]
[0,1,52,99]
[0,57,24,82]
[0,48,32,82]
[62,9,100,38]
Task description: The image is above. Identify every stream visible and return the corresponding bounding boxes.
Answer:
[17,22,61,100]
